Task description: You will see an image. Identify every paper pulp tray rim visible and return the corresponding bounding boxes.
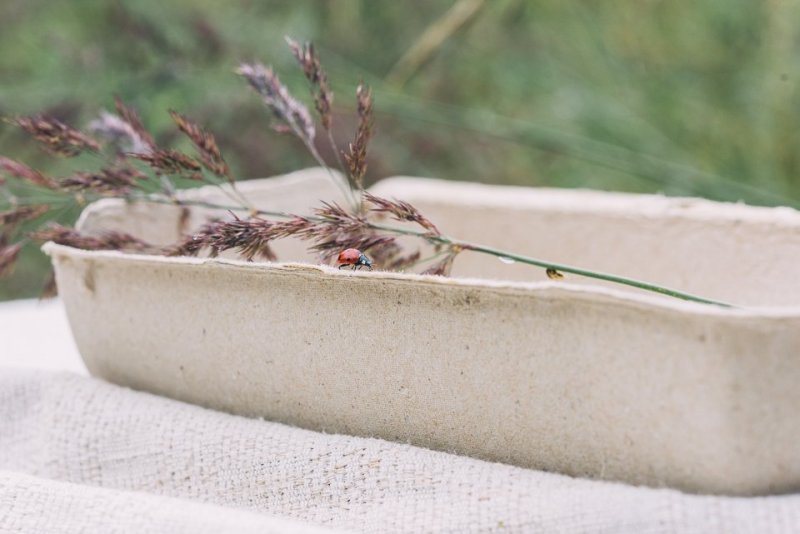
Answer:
[42,242,800,322]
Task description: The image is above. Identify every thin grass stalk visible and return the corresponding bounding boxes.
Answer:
[129,194,733,308]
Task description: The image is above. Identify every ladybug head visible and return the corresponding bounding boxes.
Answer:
[357,253,373,269]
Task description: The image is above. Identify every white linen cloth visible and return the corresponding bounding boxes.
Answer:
[1,300,799,533]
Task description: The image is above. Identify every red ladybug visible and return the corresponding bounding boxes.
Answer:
[337,248,373,270]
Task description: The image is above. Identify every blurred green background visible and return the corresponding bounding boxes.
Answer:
[2,0,800,300]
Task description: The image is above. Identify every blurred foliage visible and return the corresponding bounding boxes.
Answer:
[2,0,800,299]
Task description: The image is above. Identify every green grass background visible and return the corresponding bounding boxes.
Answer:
[2,0,799,300]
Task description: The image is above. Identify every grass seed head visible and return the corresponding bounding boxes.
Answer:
[169,110,231,179]
[13,116,101,157]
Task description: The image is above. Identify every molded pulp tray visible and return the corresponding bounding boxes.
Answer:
[46,168,800,495]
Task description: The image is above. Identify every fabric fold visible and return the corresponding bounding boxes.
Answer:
[0,469,343,533]
[1,367,798,533]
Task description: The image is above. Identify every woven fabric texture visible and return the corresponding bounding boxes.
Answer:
[0,470,343,533]
[1,368,798,533]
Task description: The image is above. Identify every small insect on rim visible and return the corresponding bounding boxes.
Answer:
[337,248,373,271]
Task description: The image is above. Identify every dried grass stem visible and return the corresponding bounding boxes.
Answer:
[134,194,732,307]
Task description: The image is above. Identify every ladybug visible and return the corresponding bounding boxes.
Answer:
[337,248,373,270]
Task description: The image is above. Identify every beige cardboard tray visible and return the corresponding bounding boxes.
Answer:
[45,168,800,495]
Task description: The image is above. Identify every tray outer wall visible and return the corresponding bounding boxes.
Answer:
[49,169,800,495]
